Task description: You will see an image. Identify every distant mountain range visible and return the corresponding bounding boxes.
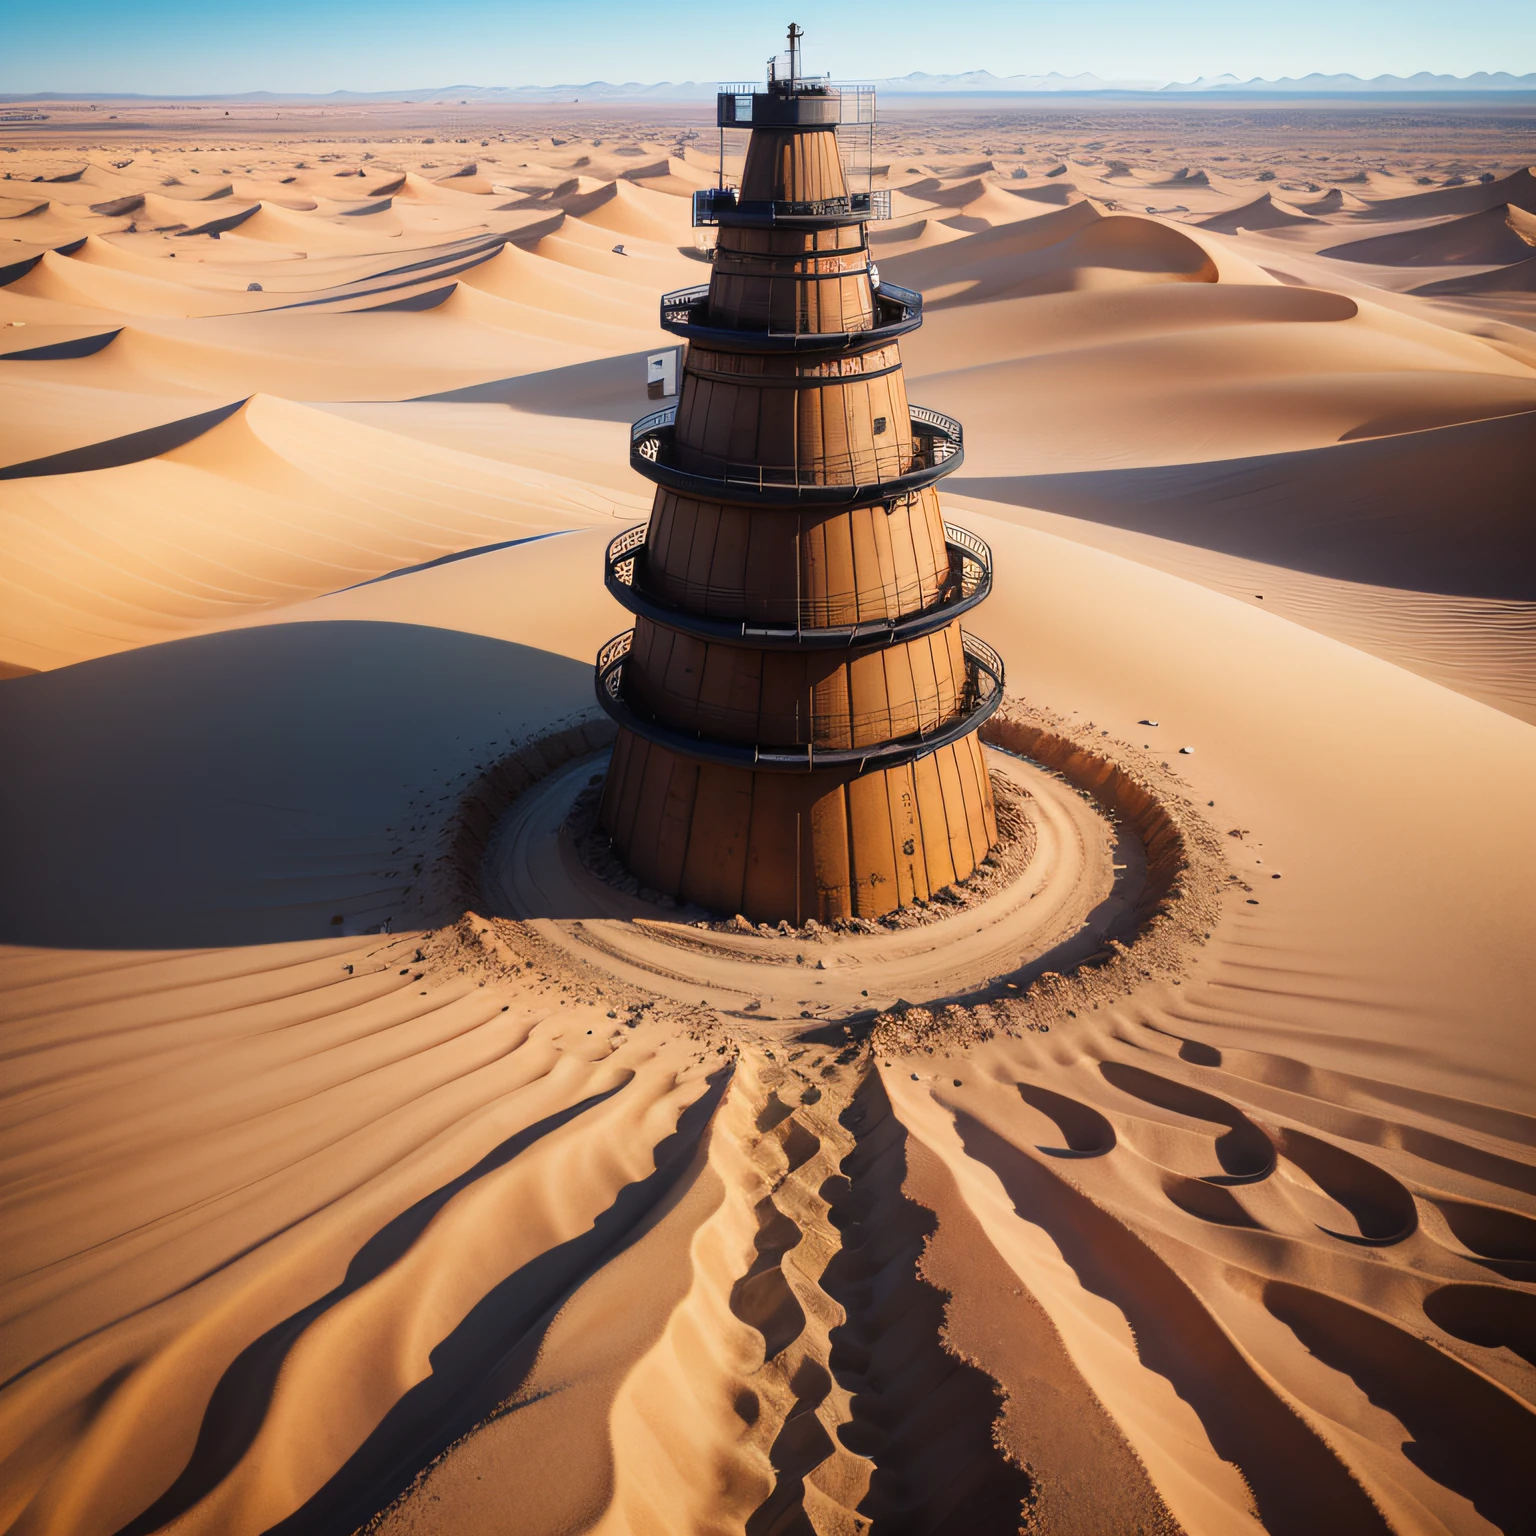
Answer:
[893,69,1536,94]
[7,71,1536,103]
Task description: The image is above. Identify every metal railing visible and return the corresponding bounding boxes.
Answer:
[606,520,650,570]
[594,627,1004,773]
[632,405,676,440]
[716,81,877,127]
[909,404,964,442]
[629,402,963,503]
[604,519,991,648]
[717,80,877,103]
[944,524,992,600]
[659,284,709,325]
[693,187,891,227]
[658,278,921,351]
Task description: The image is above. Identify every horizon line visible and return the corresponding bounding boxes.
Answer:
[5,67,1536,102]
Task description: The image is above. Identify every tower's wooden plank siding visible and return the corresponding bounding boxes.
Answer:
[681,762,753,912]
[645,491,950,627]
[600,115,996,922]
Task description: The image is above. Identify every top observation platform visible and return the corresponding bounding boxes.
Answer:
[701,28,884,229]
[716,82,877,129]
[715,21,878,128]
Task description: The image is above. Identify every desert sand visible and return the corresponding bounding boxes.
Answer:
[1,96,1534,1534]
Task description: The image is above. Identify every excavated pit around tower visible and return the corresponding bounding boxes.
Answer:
[445,699,1230,1042]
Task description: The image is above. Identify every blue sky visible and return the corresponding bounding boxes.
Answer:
[4,0,1532,94]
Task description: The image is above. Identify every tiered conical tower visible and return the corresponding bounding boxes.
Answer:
[595,29,1003,924]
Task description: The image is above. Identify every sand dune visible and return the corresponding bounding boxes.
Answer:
[8,249,275,318]
[893,178,1049,234]
[1415,252,1536,296]
[1352,164,1536,221]
[944,184,1050,230]
[1323,203,1536,267]
[869,214,973,254]
[619,154,714,188]
[1197,193,1321,234]
[928,159,999,178]
[502,172,610,204]
[883,202,1230,306]
[454,239,657,323]
[528,219,699,289]
[901,241,1536,468]
[1,200,119,248]
[1,109,1534,1536]
[945,489,1536,723]
[0,396,616,670]
[0,375,214,467]
[550,178,694,244]
[1009,178,1087,206]
[952,407,1536,597]
[1294,187,1372,214]
[922,328,1536,471]
[69,231,305,279]
[899,175,999,209]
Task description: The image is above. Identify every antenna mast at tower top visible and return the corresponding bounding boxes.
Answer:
[787,22,802,87]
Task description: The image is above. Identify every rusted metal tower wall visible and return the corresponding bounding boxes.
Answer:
[597,77,999,923]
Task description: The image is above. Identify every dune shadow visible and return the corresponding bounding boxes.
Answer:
[951,408,1536,601]
[949,1110,1391,1536]
[1263,1281,1534,1531]
[0,400,246,480]
[112,1085,627,1536]
[1100,1061,1276,1181]
[1429,1197,1536,1281]
[820,1080,1036,1532]
[1016,1082,1116,1157]
[1423,1282,1536,1368]
[0,325,121,362]
[1271,1125,1417,1244]
[259,1068,729,1536]
[0,621,593,949]
[416,350,650,419]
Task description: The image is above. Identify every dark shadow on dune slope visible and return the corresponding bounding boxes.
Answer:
[113,1085,629,1536]
[1264,1281,1536,1532]
[357,282,458,313]
[1348,166,1536,223]
[951,1111,1393,1536]
[0,399,247,479]
[262,1069,730,1536]
[0,620,592,949]
[0,325,121,361]
[255,229,563,313]
[823,1077,1036,1535]
[1414,252,1536,296]
[1099,1061,1275,1181]
[951,408,1536,600]
[1321,203,1536,266]
[0,251,47,286]
[415,350,650,419]
[336,530,572,590]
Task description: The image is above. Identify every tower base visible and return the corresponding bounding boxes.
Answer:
[599,730,997,924]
